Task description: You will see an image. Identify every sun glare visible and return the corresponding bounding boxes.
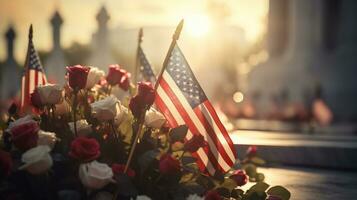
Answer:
[184,14,212,37]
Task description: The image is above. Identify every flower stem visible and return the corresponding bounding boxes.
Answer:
[73,91,78,137]
[124,107,147,173]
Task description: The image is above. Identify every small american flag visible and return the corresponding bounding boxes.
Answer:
[155,43,236,175]
[21,25,47,112]
[138,46,156,83]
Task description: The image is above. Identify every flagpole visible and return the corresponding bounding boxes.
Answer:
[123,20,184,174]
[154,19,184,90]
[21,25,33,113]
[133,28,143,83]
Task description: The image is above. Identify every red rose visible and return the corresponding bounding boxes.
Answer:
[184,134,207,153]
[229,170,248,186]
[246,145,257,157]
[205,190,222,200]
[0,150,13,178]
[118,73,131,91]
[30,88,43,108]
[106,64,127,86]
[159,153,180,175]
[69,137,100,162]
[267,196,282,200]
[129,95,145,118]
[111,163,135,177]
[66,65,90,91]
[137,82,155,106]
[10,121,39,151]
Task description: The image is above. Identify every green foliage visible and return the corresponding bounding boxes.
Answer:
[267,186,291,200]
[169,125,188,143]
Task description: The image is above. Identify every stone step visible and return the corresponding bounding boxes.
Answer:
[230,130,357,169]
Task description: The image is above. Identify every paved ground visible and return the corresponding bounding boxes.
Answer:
[242,166,357,200]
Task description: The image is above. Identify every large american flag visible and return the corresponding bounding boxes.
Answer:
[21,25,47,112]
[138,46,156,84]
[155,43,236,175]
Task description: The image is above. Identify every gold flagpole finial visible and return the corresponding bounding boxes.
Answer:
[29,24,33,40]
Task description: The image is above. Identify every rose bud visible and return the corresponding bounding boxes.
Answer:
[19,145,53,175]
[36,84,63,105]
[86,67,105,89]
[106,64,127,86]
[145,108,166,129]
[79,160,115,189]
[159,153,180,175]
[68,120,92,136]
[111,163,135,177]
[137,82,155,107]
[31,88,43,108]
[118,73,131,91]
[66,65,90,91]
[246,145,257,157]
[129,95,145,119]
[0,150,13,179]
[10,121,40,151]
[69,137,100,162]
[205,190,222,200]
[90,96,118,121]
[37,130,57,149]
[184,134,207,153]
[229,169,248,186]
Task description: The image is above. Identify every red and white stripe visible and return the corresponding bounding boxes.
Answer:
[155,71,236,175]
[21,70,47,111]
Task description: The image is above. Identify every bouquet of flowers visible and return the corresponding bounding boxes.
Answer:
[0,64,290,200]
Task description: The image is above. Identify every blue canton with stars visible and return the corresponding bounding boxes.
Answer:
[166,44,207,108]
[138,47,156,83]
[26,41,44,72]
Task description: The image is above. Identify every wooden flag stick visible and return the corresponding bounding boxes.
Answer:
[154,19,184,90]
[133,28,143,83]
[123,20,184,174]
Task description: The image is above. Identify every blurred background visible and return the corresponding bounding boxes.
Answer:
[2,0,357,126]
[1,0,357,173]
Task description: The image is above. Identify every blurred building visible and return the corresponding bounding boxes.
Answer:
[0,25,21,100]
[249,0,357,121]
[44,10,67,85]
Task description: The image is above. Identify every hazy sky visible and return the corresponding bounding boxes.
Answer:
[0,0,268,63]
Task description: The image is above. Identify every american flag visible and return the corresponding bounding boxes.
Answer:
[21,25,47,112]
[138,46,156,83]
[155,43,236,175]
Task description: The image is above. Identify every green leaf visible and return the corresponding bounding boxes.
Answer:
[248,182,270,193]
[179,172,195,183]
[267,186,291,200]
[255,173,265,182]
[115,174,138,196]
[250,156,266,165]
[182,156,197,165]
[231,189,244,199]
[243,163,257,177]
[169,125,188,142]
[137,149,160,173]
[220,178,238,191]
[243,191,267,200]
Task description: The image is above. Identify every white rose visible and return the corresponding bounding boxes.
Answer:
[135,195,152,200]
[145,108,166,128]
[8,115,36,130]
[114,102,129,126]
[79,160,114,189]
[37,130,57,149]
[90,96,118,121]
[68,120,92,136]
[37,84,63,105]
[19,145,53,175]
[186,194,204,200]
[86,67,105,89]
